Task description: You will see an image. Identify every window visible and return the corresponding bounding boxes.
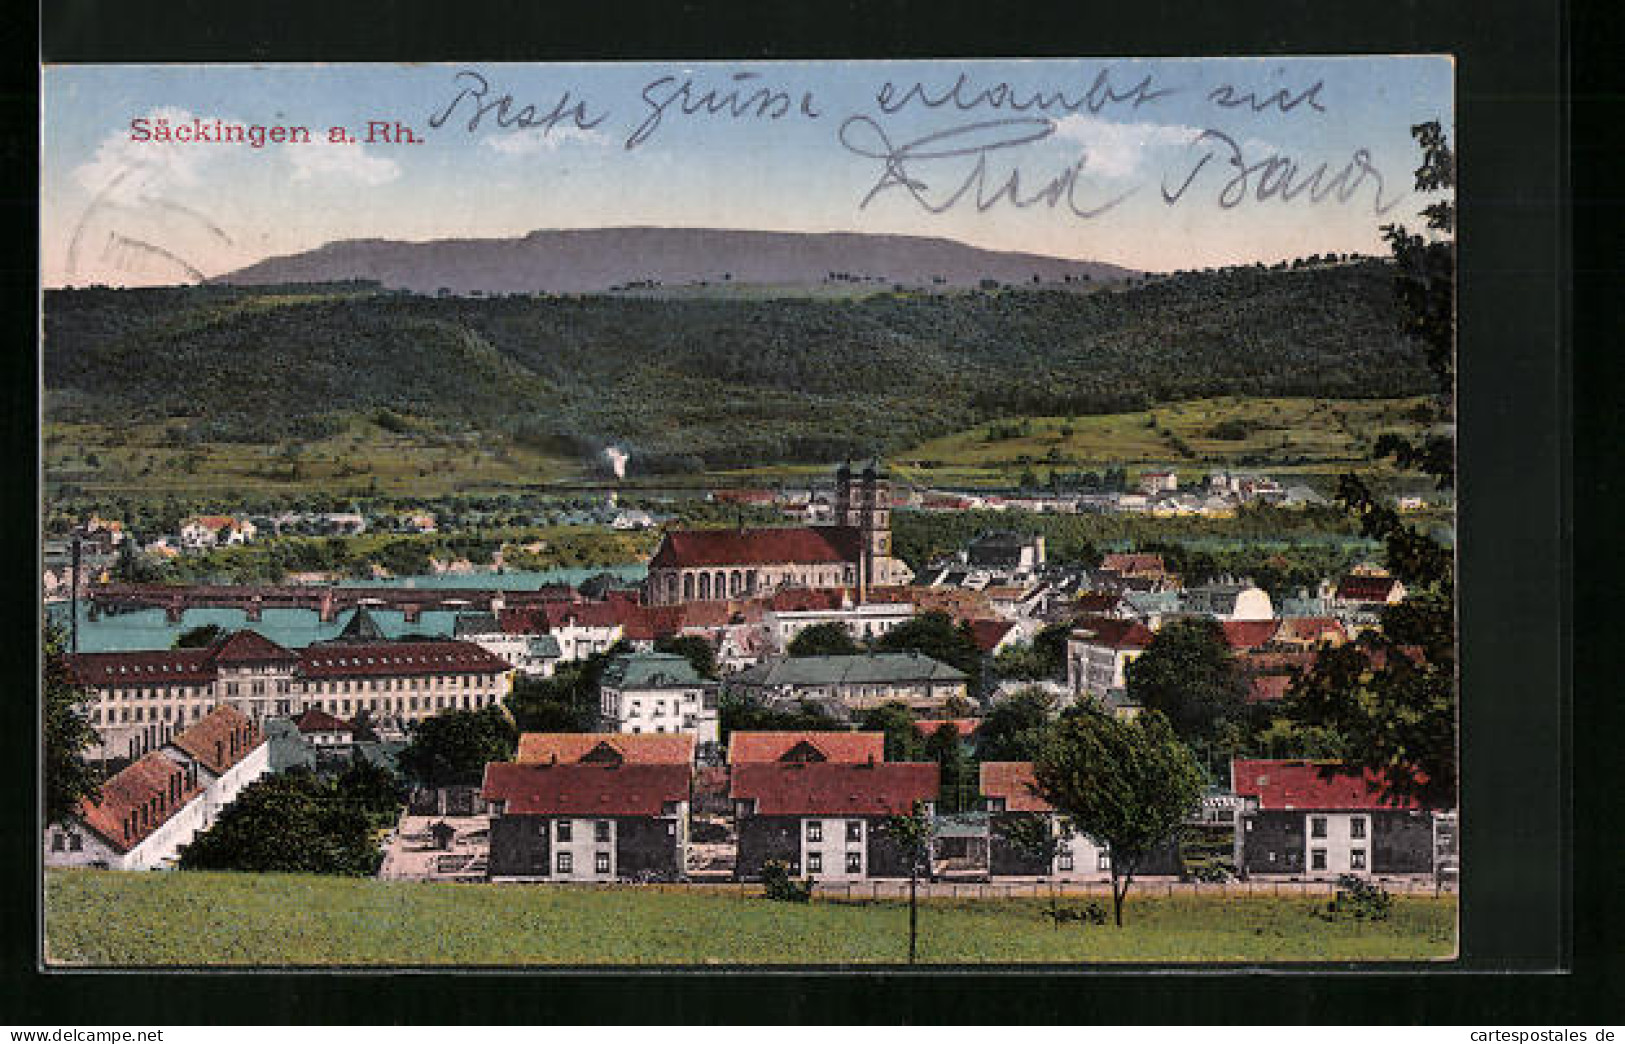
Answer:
[1350,849,1367,870]
[1310,816,1328,839]
[556,821,573,842]
[806,821,822,842]
[595,852,611,874]
[1098,852,1112,871]
[595,820,610,843]
[557,852,573,874]
[68,834,82,852]
[845,852,862,874]
[807,852,822,873]
[1350,817,1367,840]
[846,820,863,842]
[51,833,64,852]
[1310,848,1327,871]
[1057,851,1074,871]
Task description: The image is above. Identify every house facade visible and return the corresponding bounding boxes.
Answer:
[597,652,720,749]
[67,629,513,760]
[980,762,1112,881]
[1065,617,1156,703]
[728,652,970,718]
[482,761,691,882]
[45,705,269,870]
[730,760,938,881]
[1231,759,1444,880]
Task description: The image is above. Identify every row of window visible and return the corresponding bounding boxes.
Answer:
[1310,848,1368,870]
[99,673,497,700]
[554,851,612,874]
[1310,815,1367,839]
[551,820,613,843]
[805,852,863,874]
[807,821,865,843]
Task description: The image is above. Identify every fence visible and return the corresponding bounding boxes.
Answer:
[488,878,1456,899]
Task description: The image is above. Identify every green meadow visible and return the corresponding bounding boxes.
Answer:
[46,870,1456,966]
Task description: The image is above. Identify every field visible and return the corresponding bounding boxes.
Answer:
[45,870,1456,966]
[888,396,1439,489]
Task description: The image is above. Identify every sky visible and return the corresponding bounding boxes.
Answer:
[41,57,1452,287]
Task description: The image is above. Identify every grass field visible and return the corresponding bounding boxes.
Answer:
[45,870,1456,966]
[887,396,1439,489]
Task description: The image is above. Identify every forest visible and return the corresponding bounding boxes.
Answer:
[44,260,1431,474]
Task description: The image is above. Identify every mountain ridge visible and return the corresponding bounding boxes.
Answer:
[213,227,1139,295]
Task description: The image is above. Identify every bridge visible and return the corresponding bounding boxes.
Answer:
[86,582,588,624]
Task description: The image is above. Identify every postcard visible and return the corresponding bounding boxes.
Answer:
[40,57,1457,967]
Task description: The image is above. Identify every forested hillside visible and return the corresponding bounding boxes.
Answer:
[44,261,1429,474]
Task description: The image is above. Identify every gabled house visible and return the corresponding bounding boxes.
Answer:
[516,731,696,766]
[980,762,1110,880]
[294,707,354,747]
[597,652,720,749]
[1231,759,1445,880]
[483,761,693,882]
[1065,617,1156,703]
[726,731,886,766]
[730,760,938,881]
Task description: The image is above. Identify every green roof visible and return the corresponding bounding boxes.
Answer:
[600,651,711,689]
[736,652,968,687]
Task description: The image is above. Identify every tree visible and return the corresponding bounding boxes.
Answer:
[1289,121,1457,809]
[397,707,517,788]
[1033,709,1204,926]
[875,612,983,680]
[44,624,102,825]
[786,622,861,658]
[179,769,382,876]
[718,690,841,739]
[925,723,975,813]
[975,687,1056,763]
[857,702,924,762]
[879,800,934,963]
[1124,618,1248,746]
[334,759,406,824]
[654,634,718,679]
[173,623,225,649]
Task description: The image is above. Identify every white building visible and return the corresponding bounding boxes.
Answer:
[44,705,270,871]
[1182,582,1275,621]
[454,612,563,676]
[178,515,257,550]
[762,599,917,654]
[598,652,720,749]
[1066,618,1157,703]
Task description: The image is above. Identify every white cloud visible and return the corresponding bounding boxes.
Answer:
[485,124,604,156]
[1049,115,1208,179]
[72,107,221,204]
[283,139,401,186]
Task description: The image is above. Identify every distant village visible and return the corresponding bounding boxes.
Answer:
[44,462,1454,891]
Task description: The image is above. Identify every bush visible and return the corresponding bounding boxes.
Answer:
[1314,874,1394,922]
[761,859,813,903]
[1042,900,1108,927]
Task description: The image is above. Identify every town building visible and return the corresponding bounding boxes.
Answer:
[759,588,917,653]
[1231,759,1447,880]
[728,652,970,718]
[597,652,720,749]
[66,629,512,760]
[730,759,938,881]
[294,707,354,747]
[646,461,912,605]
[726,730,886,766]
[44,705,269,870]
[178,515,257,550]
[980,762,1111,880]
[516,731,696,766]
[483,761,692,882]
[1182,581,1275,621]
[1065,617,1156,705]
[453,611,563,676]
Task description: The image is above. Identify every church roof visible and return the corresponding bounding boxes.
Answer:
[649,526,861,569]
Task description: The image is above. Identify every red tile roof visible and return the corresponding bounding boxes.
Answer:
[730,761,938,816]
[166,704,264,777]
[915,718,982,740]
[481,762,691,816]
[294,708,353,734]
[66,648,218,686]
[208,629,298,665]
[516,732,695,765]
[1231,759,1427,811]
[1073,592,1124,614]
[1071,616,1155,649]
[1100,553,1167,576]
[73,751,206,854]
[713,489,777,504]
[1335,575,1401,602]
[966,619,1017,653]
[979,762,1054,813]
[297,640,509,678]
[1219,620,1283,650]
[727,731,885,765]
[1274,617,1348,645]
[649,526,860,569]
[1245,675,1295,704]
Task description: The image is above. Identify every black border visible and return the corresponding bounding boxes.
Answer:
[9,0,1596,1024]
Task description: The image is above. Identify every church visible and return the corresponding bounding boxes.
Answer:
[646,461,914,605]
